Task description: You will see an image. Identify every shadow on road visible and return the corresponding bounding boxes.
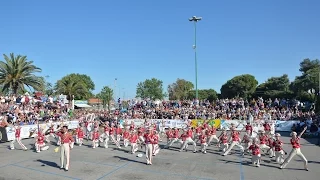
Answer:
[37,159,59,168]
[113,155,146,165]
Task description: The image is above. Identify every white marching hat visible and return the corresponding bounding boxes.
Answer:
[137,153,143,158]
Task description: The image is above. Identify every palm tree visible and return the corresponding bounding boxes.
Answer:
[0,53,44,94]
[55,75,87,100]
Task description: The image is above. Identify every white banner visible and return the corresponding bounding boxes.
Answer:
[220,120,275,138]
[5,120,79,141]
[120,119,188,129]
[275,120,298,132]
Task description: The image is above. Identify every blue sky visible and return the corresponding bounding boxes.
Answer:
[1,0,319,99]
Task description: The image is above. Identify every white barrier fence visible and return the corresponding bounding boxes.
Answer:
[5,120,79,141]
[2,119,301,141]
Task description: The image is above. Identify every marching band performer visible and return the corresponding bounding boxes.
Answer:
[207,125,219,146]
[263,120,272,136]
[116,125,123,142]
[35,129,49,153]
[158,120,166,141]
[129,130,139,154]
[138,126,145,149]
[272,133,285,164]
[92,128,100,149]
[257,130,273,158]
[144,128,154,165]
[199,131,208,154]
[248,138,261,167]
[165,127,173,148]
[129,121,135,131]
[167,128,180,147]
[152,131,160,156]
[76,124,85,146]
[241,133,251,154]
[122,129,130,147]
[244,121,253,136]
[178,130,189,152]
[10,124,28,151]
[280,126,308,171]
[223,124,244,156]
[219,129,229,153]
[180,127,197,153]
[58,126,74,171]
[45,124,55,143]
[109,123,121,148]
[101,122,110,148]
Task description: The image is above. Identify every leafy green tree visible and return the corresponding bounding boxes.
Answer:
[136,78,165,100]
[255,74,292,99]
[188,89,218,102]
[0,53,44,94]
[96,86,113,110]
[290,59,320,102]
[168,79,194,100]
[220,74,258,99]
[55,74,95,100]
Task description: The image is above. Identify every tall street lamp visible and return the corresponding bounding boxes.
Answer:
[189,16,202,100]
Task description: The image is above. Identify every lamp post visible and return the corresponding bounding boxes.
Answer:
[189,16,202,100]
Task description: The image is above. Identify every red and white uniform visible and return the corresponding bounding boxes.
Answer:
[199,134,207,153]
[92,131,100,148]
[242,134,251,151]
[76,128,84,146]
[272,139,284,163]
[108,127,121,148]
[35,132,49,153]
[219,134,229,152]
[281,137,308,169]
[116,127,122,142]
[10,126,27,150]
[129,133,138,153]
[152,133,160,156]
[245,124,253,136]
[58,132,74,170]
[122,131,130,147]
[249,144,261,167]
[207,127,219,145]
[223,131,244,156]
[144,133,154,164]
[259,134,273,158]
[263,123,271,133]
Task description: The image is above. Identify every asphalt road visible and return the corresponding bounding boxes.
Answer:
[0,133,319,180]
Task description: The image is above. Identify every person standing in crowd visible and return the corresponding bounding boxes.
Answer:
[58,126,74,171]
[249,138,261,167]
[280,126,308,171]
[10,124,27,151]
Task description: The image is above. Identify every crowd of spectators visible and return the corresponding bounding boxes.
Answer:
[0,94,319,128]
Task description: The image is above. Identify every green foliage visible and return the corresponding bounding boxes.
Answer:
[168,79,194,100]
[0,53,44,94]
[55,73,95,100]
[96,86,113,110]
[220,74,258,99]
[255,74,292,99]
[136,78,165,100]
[188,89,218,102]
